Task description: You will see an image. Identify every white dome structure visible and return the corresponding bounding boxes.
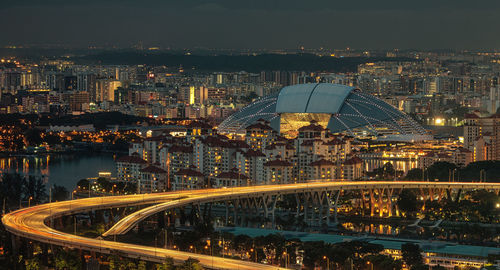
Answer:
[218,83,429,141]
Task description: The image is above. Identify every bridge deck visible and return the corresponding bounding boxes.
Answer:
[3,181,499,269]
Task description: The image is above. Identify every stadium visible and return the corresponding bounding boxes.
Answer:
[218,83,430,141]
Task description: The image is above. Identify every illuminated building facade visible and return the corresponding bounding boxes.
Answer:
[464,112,500,161]
[218,83,429,141]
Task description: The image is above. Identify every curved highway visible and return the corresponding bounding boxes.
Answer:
[103,181,500,237]
[3,181,499,269]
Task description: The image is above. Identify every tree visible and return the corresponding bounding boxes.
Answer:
[232,234,253,257]
[383,162,396,178]
[426,162,457,181]
[22,175,46,204]
[367,162,396,180]
[405,168,423,181]
[24,128,43,147]
[364,254,402,270]
[77,179,90,190]
[43,133,61,145]
[328,246,352,267]
[410,264,429,270]
[96,177,112,192]
[255,234,286,264]
[459,161,500,182]
[179,257,203,270]
[0,173,24,210]
[138,261,147,270]
[302,241,328,269]
[55,248,82,270]
[122,182,137,194]
[338,241,383,258]
[125,261,137,270]
[155,257,174,270]
[25,256,41,270]
[52,185,69,202]
[401,243,423,268]
[397,190,418,216]
[164,257,175,269]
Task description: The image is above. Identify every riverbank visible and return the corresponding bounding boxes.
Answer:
[0,152,118,191]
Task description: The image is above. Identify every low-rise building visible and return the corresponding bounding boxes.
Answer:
[139,165,167,193]
[116,153,148,182]
[264,159,293,184]
[343,156,364,180]
[212,168,250,188]
[172,166,205,190]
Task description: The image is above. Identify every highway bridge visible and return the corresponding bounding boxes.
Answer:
[3,181,500,269]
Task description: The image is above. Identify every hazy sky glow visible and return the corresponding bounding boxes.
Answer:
[1,0,499,49]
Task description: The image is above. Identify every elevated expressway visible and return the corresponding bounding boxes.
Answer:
[3,181,500,269]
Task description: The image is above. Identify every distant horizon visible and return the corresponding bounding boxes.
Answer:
[0,45,499,53]
[2,1,500,50]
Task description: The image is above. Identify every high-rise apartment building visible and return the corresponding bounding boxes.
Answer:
[464,113,500,161]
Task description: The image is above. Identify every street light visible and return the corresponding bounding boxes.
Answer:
[250,248,256,262]
[164,228,167,248]
[155,235,158,257]
[283,251,289,268]
[323,255,330,270]
[28,196,33,208]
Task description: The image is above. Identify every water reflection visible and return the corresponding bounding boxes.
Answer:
[364,159,418,174]
[342,222,401,236]
[0,154,116,190]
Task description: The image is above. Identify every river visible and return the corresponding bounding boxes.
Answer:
[0,153,117,191]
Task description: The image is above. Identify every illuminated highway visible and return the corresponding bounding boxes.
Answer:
[3,181,500,269]
[103,181,500,237]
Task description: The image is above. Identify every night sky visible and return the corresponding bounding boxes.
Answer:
[1,0,499,50]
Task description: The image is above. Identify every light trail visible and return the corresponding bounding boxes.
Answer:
[3,181,499,269]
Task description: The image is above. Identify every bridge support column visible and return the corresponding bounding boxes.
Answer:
[250,197,259,227]
[310,192,318,228]
[386,188,394,217]
[332,190,340,224]
[455,189,462,202]
[224,201,229,226]
[240,198,250,227]
[436,189,445,202]
[232,199,240,226]
[195,203,203,223]
[11,235,20,256]
[303,192,311,229]
[295,194,300,221]
[369,189,376,217]
[376,188,385,217]
[259,195,277,228]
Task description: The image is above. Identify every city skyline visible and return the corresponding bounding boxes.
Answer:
[1,2,500,269]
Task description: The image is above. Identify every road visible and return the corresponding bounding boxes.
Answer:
[103,181,500,237]
[3,181,499,269]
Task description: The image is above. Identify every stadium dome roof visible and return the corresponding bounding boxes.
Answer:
[218,83,429,141]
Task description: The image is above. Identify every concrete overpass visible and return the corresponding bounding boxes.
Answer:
[102,181,500,237]
[3,181,499,269]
